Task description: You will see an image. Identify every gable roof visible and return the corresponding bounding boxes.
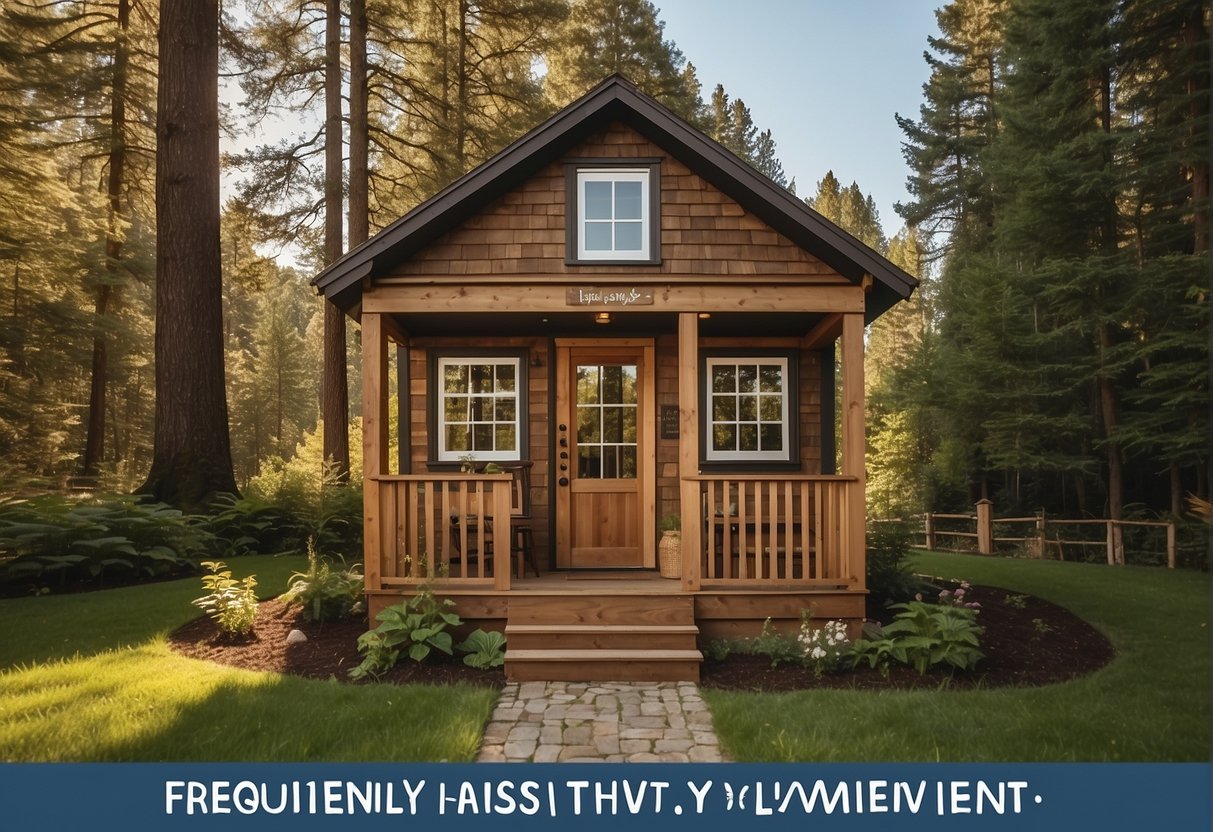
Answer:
[313,75,917,322]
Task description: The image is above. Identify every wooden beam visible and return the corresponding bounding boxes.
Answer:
[378,272,849,286]
[361,313,390,594]
[678,312,701,592]
[839,313,865,589]
[801,313,843,349]
[362,283,866,315]
[380,312,408,345]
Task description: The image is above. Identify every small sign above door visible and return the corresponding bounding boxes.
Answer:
[565,287,654,307]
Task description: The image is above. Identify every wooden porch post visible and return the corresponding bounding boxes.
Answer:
[840,313,866,588]
[361,313,390,595]
[678,312,701,591]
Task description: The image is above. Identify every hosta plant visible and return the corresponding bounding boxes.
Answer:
[852,599,984,675]
[457,628,507,669]
[350,588,463,680]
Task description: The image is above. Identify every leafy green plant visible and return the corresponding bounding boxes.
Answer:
[192,561,259,636]
[457,628,506,669]
[873,600,985,674]
[350,588,463,680]
[866,520,921,609]
[229,457,364,559]
[1004,593,1028,610]
[280,541,364,621]
[848,630,902,677]
[702,639,733,662]
[0,494,205,593]
[204,493,309,558]
[660,514,680,533]
[747,618,804,668]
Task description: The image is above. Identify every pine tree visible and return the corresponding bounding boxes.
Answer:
[895,0,1007,256]
[545,0,701,122]
[752,129,787,187]
[372,0,564,216]
[0,1,158,489]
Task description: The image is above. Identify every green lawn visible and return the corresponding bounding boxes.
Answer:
[704,551,1211,762]
[0,555,497,762]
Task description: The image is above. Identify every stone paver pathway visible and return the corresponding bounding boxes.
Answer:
[477,681,727,763]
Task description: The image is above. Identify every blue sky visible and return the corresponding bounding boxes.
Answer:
[654,0,942,237]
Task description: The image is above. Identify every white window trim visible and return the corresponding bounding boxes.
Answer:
[435,356,523,462]
[575,168,651,261]
[704,357,791,463]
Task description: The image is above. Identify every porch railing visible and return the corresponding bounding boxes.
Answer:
[687,475,860,587]
[368,474,514,590]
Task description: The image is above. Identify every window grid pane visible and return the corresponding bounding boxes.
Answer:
[577,170,649,260]
[705,359,788,461]
[438,358,521,461]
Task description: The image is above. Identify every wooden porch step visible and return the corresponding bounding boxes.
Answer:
[505,623,699,651]
[506,593,695,626]
[504,649,703,682]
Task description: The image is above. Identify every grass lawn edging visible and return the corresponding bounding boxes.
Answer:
[702,551,1210,762]
[0,555,497,762]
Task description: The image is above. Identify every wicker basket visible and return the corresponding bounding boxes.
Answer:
[658,530,682,579]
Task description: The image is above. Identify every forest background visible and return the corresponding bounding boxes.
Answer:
[0,0,1206,539]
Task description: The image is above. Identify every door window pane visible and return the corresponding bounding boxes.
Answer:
[575,363,638,479]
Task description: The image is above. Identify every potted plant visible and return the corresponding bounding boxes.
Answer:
[658,514,681,579]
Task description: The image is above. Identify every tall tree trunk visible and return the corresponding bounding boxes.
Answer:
[83,0,130,476]
[140,0,237,509]
[321,0,350,482]
[1170,460,1183,518]
[1185,5,1209,254]
[1098,58,1124,564]
[1098,328,1125,564]
[349,0,368,247]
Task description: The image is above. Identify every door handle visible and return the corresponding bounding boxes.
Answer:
[558,477,569,487]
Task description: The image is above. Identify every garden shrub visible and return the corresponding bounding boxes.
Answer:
[851,587,985,675]
[280,541,364,622]
[350,587,463,680]
[797,613,850,677]
[866,520,921,609]
[192,560,259,636]
[0,494,204,594]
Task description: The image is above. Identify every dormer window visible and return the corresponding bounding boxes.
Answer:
[566,161,661,265]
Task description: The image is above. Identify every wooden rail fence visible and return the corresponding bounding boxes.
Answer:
[879,500,1178,568]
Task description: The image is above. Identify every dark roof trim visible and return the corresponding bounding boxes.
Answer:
[313,75,917,321]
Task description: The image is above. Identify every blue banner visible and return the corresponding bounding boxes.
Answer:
[1,763,1208,831]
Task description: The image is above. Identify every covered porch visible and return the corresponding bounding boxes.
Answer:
[359,297,869,634]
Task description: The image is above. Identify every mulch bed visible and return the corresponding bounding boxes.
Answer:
[168,598,504,688]
[701,584,1115,692]
[167,583,1113,693]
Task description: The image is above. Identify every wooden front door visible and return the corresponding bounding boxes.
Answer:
[555,339,656,568]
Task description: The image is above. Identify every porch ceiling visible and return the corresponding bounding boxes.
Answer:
[392,310,832,338]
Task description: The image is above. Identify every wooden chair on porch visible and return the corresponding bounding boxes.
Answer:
[448,462,540,579]
[498,461,541,579]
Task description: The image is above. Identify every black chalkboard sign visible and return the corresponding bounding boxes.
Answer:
[660,405,680,440]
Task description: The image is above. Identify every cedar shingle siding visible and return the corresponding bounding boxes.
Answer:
[390,123,846,279]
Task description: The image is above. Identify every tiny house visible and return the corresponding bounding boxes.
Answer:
[313,75,916,681]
